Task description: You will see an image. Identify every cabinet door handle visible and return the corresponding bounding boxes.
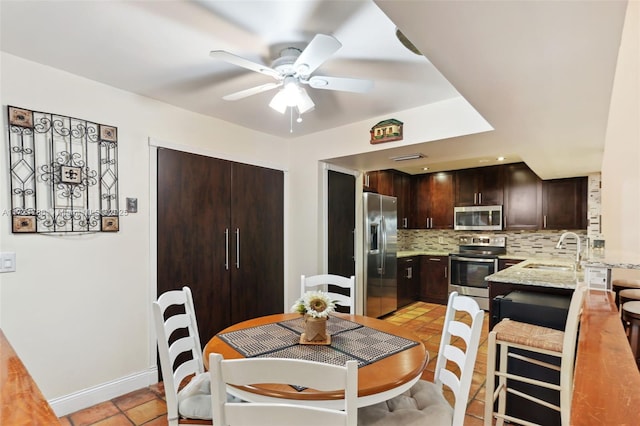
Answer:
[403,217,408,228]
[444,266,448,279]
[406,267,412,279]
[479,192,482,204]
[429,258,441,261]
[225,228,229,270]
[235,228,240,269]
[474,193,477,204]
[543,215,547,228]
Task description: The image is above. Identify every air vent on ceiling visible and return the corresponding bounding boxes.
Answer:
[390,153,424,162]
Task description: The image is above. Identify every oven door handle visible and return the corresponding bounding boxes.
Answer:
[451,256,497,263]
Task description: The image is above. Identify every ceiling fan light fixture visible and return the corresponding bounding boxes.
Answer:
[269,90,289,114]
[296,87,315,113]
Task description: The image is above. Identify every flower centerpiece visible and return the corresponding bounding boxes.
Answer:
[291,291,336,344]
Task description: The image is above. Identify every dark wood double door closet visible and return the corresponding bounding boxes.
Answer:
[157,148,284,348]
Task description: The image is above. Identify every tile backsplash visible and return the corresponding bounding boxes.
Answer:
[398,229,587,260]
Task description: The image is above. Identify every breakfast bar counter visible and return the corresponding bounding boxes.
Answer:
[0,330,59,424]
[571,290,640,425]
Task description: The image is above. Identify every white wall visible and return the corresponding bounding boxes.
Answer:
[0,53,289,412]
[601,0,640,280]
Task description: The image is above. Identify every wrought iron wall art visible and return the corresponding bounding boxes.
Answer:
[7,106,119,233]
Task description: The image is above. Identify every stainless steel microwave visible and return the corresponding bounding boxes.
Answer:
[454,205,503,231]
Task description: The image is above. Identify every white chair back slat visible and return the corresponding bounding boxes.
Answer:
[301,274,356,315]
[211,353,358,426]
[153,286,209,426]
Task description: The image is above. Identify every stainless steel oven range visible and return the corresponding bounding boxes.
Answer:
[449,235,506,310]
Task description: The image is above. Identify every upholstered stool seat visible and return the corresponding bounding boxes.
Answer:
[357,380,453,426]
[613,279,640,307]
[622,301,640,368]
[619,289,640,306]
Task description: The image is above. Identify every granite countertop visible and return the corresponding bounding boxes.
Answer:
[485,259,582,289]
[581,250,640,270]
[397,250,450,258]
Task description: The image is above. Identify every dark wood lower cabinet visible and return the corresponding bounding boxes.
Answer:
[420,255,449,304]
[157,148,284,347]
[398,257,419,308]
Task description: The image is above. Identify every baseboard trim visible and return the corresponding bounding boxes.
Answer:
[49,367,158,417]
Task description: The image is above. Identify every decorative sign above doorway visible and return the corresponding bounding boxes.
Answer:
[370,118,403,144]
[7,106,119,233]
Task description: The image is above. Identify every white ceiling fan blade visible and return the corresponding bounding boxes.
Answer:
[307,76,374,93]
[210,50,280,79]
[293,34,342,77]
[223,82,281,101]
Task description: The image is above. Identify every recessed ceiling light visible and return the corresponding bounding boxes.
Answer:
[497,156,505,161]
[422,167,429,171]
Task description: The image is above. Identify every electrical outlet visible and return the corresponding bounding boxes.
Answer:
[438,237,445,244]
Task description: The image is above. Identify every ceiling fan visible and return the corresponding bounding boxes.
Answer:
[210,34,374,115]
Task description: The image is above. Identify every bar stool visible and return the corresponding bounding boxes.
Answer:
[622,301,640,368]
[619,289,640,306]
[613,279,640,307]
[485,287,586,426]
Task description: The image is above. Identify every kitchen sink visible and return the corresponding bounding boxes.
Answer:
[523,263,574,271]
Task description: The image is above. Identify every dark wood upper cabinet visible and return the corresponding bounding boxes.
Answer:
[455,166,504,206]
[393,172,412,229]
[503,163,543,230]
[363,170,394,195]
[542,177,587,229]
[412,172,454,229]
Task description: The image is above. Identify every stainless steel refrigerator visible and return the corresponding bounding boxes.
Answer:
[363,192,398,318]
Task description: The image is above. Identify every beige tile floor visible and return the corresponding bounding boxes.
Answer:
[59,301,489,425]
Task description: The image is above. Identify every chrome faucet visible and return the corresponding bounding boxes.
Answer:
[556,232,582,270]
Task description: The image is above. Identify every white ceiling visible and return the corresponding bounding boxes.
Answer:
[0,0,629,179]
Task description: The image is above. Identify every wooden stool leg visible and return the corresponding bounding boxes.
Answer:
[485,332,497,426]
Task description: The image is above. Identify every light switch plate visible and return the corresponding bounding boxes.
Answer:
[0,252,16,273]
[126,197,138,213]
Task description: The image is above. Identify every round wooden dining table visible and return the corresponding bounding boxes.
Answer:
[203,312,428,409]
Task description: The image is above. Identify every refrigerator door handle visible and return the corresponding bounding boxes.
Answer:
[380,215,386,274]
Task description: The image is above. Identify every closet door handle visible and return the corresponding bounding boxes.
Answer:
[235,228,240,269]
[225,228,229,270]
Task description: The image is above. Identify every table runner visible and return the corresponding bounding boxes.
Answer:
[218,316,419,368]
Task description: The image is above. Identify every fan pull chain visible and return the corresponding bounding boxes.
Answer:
[290,107,293,133]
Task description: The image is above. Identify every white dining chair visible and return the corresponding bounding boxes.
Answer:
[357,292,484,426]
[210,353,358,426]
[152,286,212,425]
[301,274,356,314]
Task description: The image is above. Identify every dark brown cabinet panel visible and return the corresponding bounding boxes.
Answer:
[488,281,573,329]
[503,163,542,230]
[420,255,449,304]
[542,177,587,230]
[498,258,524,271]
[412,172,455,229]
[394,172,412,229]
[455,166,504,206]
[157,149,284,343]
[364,170,394,195]
[398,256,420,308]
